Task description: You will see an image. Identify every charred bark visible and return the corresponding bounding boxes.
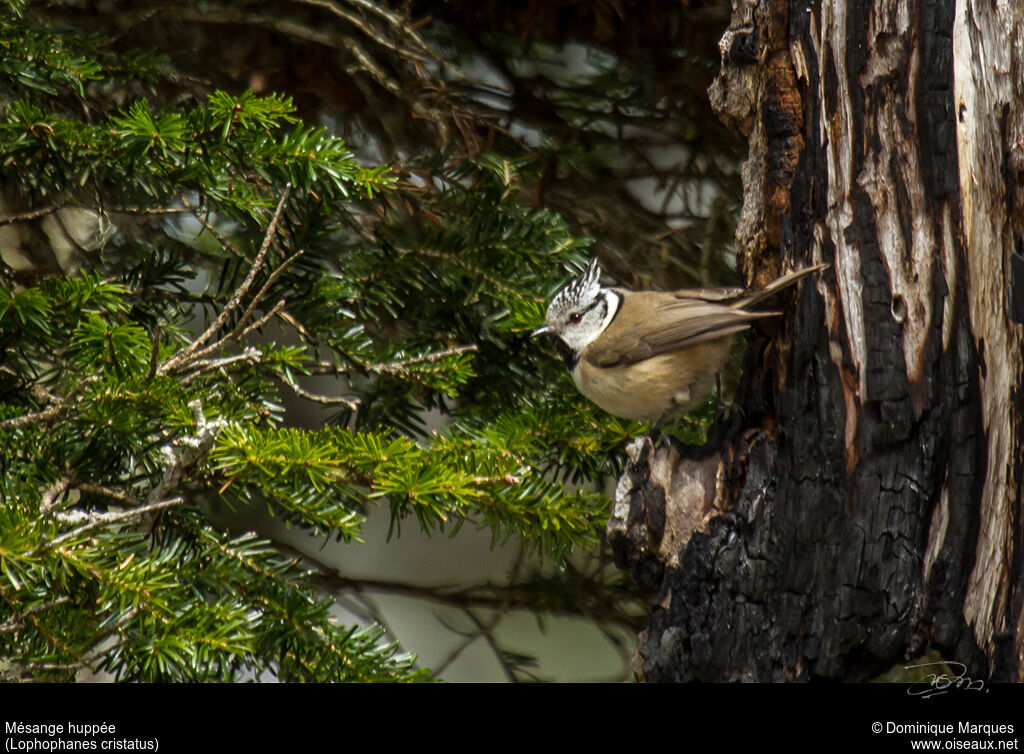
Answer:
[609,0,1024,681]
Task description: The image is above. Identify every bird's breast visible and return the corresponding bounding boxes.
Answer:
[574,340,732,423]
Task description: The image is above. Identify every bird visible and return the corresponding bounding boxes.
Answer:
[532,258,826,429]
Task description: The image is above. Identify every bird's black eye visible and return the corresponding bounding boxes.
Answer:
[569,312,583,324]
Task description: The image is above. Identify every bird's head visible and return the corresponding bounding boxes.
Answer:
[532,259,618,355]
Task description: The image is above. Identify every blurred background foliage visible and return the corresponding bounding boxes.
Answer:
[37,0,743,287]
[0,0,740,681]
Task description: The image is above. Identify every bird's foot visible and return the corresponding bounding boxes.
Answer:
[715,398,745,425]
[647,415,673,452]
[714,373,744,426]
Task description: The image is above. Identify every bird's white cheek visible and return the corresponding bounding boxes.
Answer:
[564,324,601,353]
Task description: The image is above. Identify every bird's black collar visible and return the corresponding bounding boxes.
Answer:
[552,337,578,370]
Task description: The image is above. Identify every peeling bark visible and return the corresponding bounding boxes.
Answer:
[610,0,1024,681]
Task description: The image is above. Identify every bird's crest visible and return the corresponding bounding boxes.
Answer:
[548,258,602,319]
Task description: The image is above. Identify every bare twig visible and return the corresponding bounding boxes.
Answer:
[366,344,478,375]
[287,0,433,63]
[275,309,310,338]
[73,482,141,508]
[285,380,360,410]
[428,630,480,678]
[236,299,287,341]
[344,0,436,55]
[174,8,407,97]
[0,203,64,228]
[159,186,290,375]
[178,194,246,259]
[145,400,223,506]
[176,297,287,371]
[231,249,305,339]
[43,497,184,551]
[79,607,138,669]
[108,205,191,216]
[35,400,216,556]
[36,401,220,552]
[463,608,518,682]
[337,30,406,98]
[0,404,66,430]
[179,347,262,386]
[309,344,478,376]
[40,477,73,516]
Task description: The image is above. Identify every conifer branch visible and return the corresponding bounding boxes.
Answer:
[403,247,540,300]
[301,547,643,629]
[0,596,71,635]
[37,401,223,551]
[309,344,479,376]
[0,366,58,404]
[0,403,66,430]
[0,9,636,680]
[145,323,163,383]
[0,377,100,430]
[366,344,479,375]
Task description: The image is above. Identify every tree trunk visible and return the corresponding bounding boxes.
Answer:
[608,0,1024,681]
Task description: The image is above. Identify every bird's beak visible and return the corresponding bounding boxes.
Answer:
[530,325,550,338]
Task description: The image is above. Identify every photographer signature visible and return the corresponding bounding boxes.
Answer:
[904,661,986,699]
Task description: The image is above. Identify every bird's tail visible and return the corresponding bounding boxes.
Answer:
[734,263,829,309]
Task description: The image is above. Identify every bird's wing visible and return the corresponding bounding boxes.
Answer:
[585,294,775,368]
[583,265,827,368]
